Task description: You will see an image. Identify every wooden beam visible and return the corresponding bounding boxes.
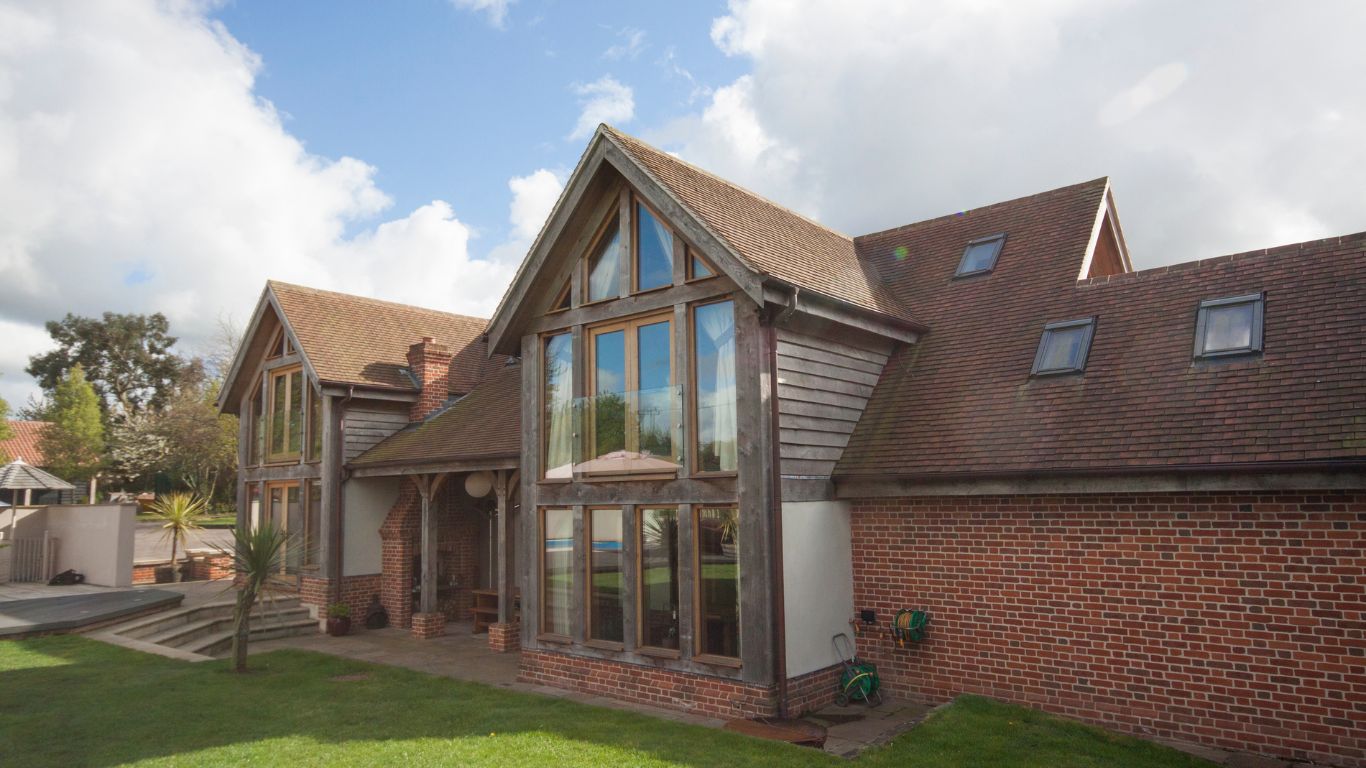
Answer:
[528,277,737,335]
[416,473,447,615]
[349,456,518,479]
[495,469,516,623]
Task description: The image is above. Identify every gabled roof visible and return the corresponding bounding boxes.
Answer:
[0,458,74,491]
[350,361,522,469]
[837,175,1366,478]
[600,126,916,324]
[0,421,51,466]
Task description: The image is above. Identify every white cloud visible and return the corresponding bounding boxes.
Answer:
[603,28,646,61]
[487,168,565,266]
[0,1,528,405]
[654,0,1366,271]
[568,75,634,140]
[449,0,513,29]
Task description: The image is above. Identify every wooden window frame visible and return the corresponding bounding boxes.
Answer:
[301,480,322,570]
[538,507,573,643]
[692,504,741,667]
[1030,317,1097,376]
[581,210,625,307]
[548,282,572,313]
[685,248,718,282]
[584,505,626,650]
[540,331,574,483]
[631,195,676,295]
[954,233,1007,277]
[265,365,305,464]
[1193,292,1264,359]
[688,299,738,478]
[636,505,682,658]
[263,480,300,576]
[585,310,677,480]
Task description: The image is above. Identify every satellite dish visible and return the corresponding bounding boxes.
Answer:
[464,470,494,498]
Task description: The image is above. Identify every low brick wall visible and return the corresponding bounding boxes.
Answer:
[519,649,777,719]
[300,574,384,622]
[132,552,233,584]
[412,611,447,639]
[488,621,519,653]
[786,663,843,716]
[850,490,1366,768]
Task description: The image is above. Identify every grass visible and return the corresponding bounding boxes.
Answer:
[0,636,1215,768]
[137,512,236,529]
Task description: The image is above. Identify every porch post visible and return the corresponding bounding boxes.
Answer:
[495,470,517,623]
[417,473,446,615]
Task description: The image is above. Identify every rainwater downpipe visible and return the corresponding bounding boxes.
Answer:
[331,384,355,605]
[769,284,798,717]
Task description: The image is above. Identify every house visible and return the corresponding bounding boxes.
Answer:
[220,125,1365,768]
[0,420,78,505]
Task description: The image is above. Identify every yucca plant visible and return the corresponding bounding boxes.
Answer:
[224,523,292,673]
[149,492,209,582]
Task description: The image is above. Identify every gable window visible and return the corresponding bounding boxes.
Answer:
[1031,317,1096,376]
[687,249,715,281]
[692,301,737,473]
[543,332,574,480]
[587,507,625,645]
[638,507,680,652]
[586,313,678,475]
[306,386,323,462]
[267,367,305,461]
[956,233,1006,277]
[549,283,571,312]
[1194,293,1264,359]
[696,505,740,661]
[540,508,573,639]
[250,385,265,466]
[586,215,623,303]
[634,201,674,292]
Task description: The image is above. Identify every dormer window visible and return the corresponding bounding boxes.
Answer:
[1194,293,1264,359]
[586,215,623,303]
[1031,317,1096,376]
[955,233,1006,277]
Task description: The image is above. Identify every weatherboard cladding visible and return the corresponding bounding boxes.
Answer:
[268,281,500,395]
[839,177,1366,477]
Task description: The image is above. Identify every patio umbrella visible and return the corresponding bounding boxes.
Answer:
[0,459,75,532]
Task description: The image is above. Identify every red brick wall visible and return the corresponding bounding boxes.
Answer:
[378,481,486,628]
[379,483,420,628]
[300,574,383,622]
[519,649,777,719]
[849,491,1366,768]
[436,498,483,622]
[786,663,843,716]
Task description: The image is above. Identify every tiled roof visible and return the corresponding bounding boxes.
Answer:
[269,281,499,394]
[602,125,915,324]
[838,178,1366,477]
[351,362,522,467]
[0,421,51,466]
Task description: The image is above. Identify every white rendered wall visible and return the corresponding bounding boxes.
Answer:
[342,476,399,577]
[45,504,136,587]
[782,500,856,678]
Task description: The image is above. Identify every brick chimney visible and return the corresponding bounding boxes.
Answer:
[407,336,453,421]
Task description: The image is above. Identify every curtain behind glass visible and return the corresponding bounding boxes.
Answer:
[587,218,621,302]
[544,334,573,479]
[695,302,737,472]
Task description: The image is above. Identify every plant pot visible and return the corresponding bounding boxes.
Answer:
[326,616,352,637]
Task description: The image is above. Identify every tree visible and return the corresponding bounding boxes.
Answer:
[149,492,209,581]
[27,312,185,418]
[38,365,105,482]
[157,371,238,502]
[105,413,170,489]
[0,395,13,463]
[225,524,291,673]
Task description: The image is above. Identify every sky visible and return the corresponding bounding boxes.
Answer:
[1,0,1364,409]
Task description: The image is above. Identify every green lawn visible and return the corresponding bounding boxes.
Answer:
[136,513,236,529]
[0,636,1213,767]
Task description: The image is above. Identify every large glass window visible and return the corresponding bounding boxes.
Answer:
[588,508,624,644]
[304,482,321,567]
[1194,293,1264,358]
[543,333,574,479]
[307,386,323,462]
[638,507,680,651]
[586,215,622,303]
[696,506,740,659]
[541,508,574,638]
[1031,318,1096,376]
[250,386,264,466]
[586,313,678,475]
[635,201,673,292]
[267,367,304,461]
[693,301,737,473]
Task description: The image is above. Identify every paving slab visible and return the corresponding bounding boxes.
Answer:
[0,588,183,637]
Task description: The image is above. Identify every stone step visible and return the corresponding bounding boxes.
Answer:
[190,618,319,657]
[143,607,312,649]
[109,596,302,640]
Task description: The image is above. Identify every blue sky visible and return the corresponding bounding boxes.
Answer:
[213,0,742,249]
[1,1,1364,408]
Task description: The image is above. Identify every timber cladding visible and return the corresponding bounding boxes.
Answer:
[848,491,1366,767]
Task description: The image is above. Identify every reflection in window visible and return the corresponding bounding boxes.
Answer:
[543,333,574,479]
[694,301,737,472]
[689,250,715,280]
[638,508,680,650]
[585,315,678,475]
[541,509,573,637]
[636,202,673,291]
[593,329,627,458]
[250,386,264,466]
[1031,318,1096,376]
[956,233,1006,276]
[304,482,321,567]
[268,368,304,461]
[307,386,322,462]
[587,216,622,303]
[636,321,672,460]
[696,506,740,659]
[1195,293,1264,358]
[588,508,624,643]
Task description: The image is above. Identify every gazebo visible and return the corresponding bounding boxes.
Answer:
[0,458,75,529]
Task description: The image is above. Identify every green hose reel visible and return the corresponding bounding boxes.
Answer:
[891,609,929,647]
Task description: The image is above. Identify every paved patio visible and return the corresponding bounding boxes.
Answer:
[0,586,183,637]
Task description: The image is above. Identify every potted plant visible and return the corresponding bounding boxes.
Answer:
[326,602,352,636]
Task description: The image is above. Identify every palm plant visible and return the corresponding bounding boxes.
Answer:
[224,523,291,673]
[149,492,209,581]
